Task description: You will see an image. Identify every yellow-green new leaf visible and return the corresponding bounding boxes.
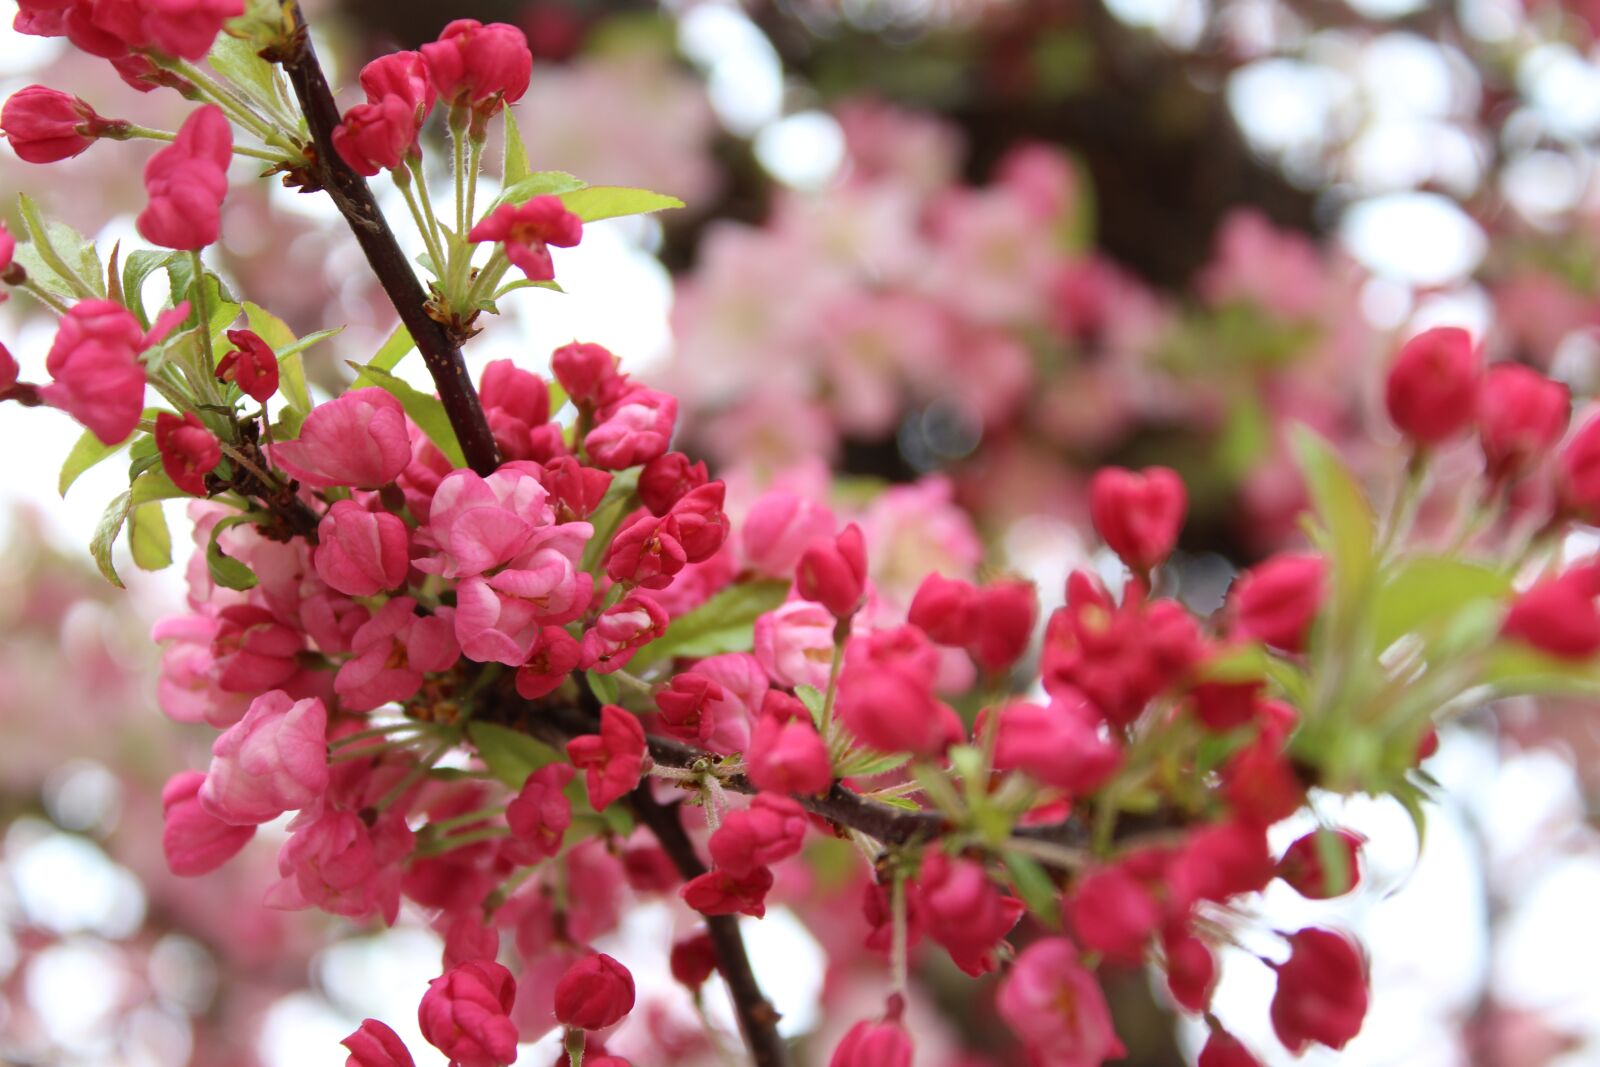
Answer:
[91,490,134,588]
[558,186,684,224]
[128,502,172,571]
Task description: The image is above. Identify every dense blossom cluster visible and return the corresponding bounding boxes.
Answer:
[4,6,1600,1067]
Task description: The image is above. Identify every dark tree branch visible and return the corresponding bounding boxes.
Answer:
[629,786,792,1067]
[275,6,502,476]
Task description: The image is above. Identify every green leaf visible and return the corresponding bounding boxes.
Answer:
[370,323,416,373]
[497,171,588,207]
[468,721,563,789]
[208,33,282,106]
[91,491,134,587]
[1372,557,1511,651]
[796,685,826,730]
[241,300,295,348]
[1483,643,1600,696]
[276,326,342,363]
[128,502,172,571]
[242,301,332,416]
[587,670,622,707]
[350,362,468,468]
[59,430,128,496]
[130,469,190,505]
[1311,827,1357,897]
[1292,426,1376,618]
[628,579,791,671]
[578,472,641,574]
[502,107,532,186]
[835,750,911,779]
[558,185,685,223]
[121,249,176,326]
[206,515,259,590]
[1004,853,1062,927]
[17,193,103,298]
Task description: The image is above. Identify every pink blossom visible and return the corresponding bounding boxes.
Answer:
[861,476,982,608]
[917,852,1025,976]
[418,959,520,1067]
[694,652,770,754]
[199,690,329,826]
[42,298,178,445]
[996,938,1126,1067]
[505,763,574,863]
[746,713,832,796]
[797,523,868,618]
[152,613,249,726]
[480,359,552,461]
[467,196,583,282]
[413,463,552,578]
[333,95,421,176]
[266,806,413,925]
[271,388,412,489]
[314,500,410,597]
[753,600,837,690]
[837,626,964,757]
[161,769,255,876]
[579,593,668,674]
[422,19,533,111]
[742,490,836,577]
[566,705,647,810]
[210,604,304,694]
[336,598,459,712]
[359,51,434,118]
[708,793,808,877]
[455,523,593,664]
[991,693,1122,796]
[584,386,677,470]
[514,625,583,699]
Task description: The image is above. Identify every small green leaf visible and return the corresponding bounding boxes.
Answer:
[241,300,295,348]
[796,685,826,730]
[1372,557,1511,651]
[628,579,791,670]
[208,33,282,105]
[835,750,911,778]
[350,362,467,468]
[558,185,684,223]
[17,193,104,297]
[121,248,176,326]
[370,323,416,372]
[91,490,134,587]
[59,430,128,495]
[1004,853,1062,927]
[468,721,563,789]
[502,107,532,186]
[497,171,588,207]
[128,502,172,571]
[130,469,190,505]
[587,670,621,707]
[1292,426,1376,618]
[578,472,641,574]
[206,515,260,590]
[275,326,342,363]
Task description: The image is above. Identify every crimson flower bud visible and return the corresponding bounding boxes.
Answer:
[708,793,809,878]
[665,482,728,563]
[138,104,232,252]
[669,930,718,989]
[1478,363,1569,484]
[1066,862,1162,964]
[917,852,1026,977]
[1277,828,1364,899]
[680,865,775,918]
[553,952,635,1031]
[1231,552,1325,653]
[505,763,574,863]
[1384,326,1479,445]
[655,671,723,743]
[552,341,621,408]
[155,411,221,496]
[1090,465,1187,572]
[565,705,647,811]
[540,456,612,521]
[1168,819,1274,909]
[515,625,583,699]
[442,913,500,970]
[359,51,434,120]
[1190,674,1263,731]
[908,573,978,646]
[2,85,125,163]
[746,712,832,796]
[968,578,1037,673]
[333,95,420,176]
[605,511,687,590]
[797,523,868,618]
[1199,1028,1262,1067]
[621,843,679,893]
[829,1017,913,1067]
[1221,732,1305,827]
[639,451,708,515]
[467,196,582,282]
[1164,928,1218,1012]
[341,1019,416,1067]
[1559,416,1600,524]
[1270,928,1369,1054]
[418,960,519,1067]
[314,500,410,597]
[217,329,279,402]
[421,19,533,113]
[1501,560,1600,660]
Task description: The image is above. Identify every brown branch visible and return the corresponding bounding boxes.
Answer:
[628,786,791,1067]
[274,7,502,477]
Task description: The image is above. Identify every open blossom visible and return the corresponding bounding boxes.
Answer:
[917,852,1025,976]
[161,770,255,876]
[2,84,126,163]
[743,490,837,577]
[419,960,520,1067]
[515,625,583,699]
[708,793,808,877]
[554,953,635,1031]
[996,938,1125,1067]
[567,705,647,810]
[506,764,574,863]
[1090,465,1187,572]
[138,104,231,251]
[267,806,414,925]
[155,412,221,496]
[421,19,533,111]
[680,864,775,917]
[468,197,582,282]
[335,598,459,712]
[415,465,554,578]
[272,388,411,488]
[217,329,279,402]
[199,691,329,826]
[315,501,410,598]
[1270,928,1369,1053]
[1385,326,1479,445]
[209,604,304,693]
